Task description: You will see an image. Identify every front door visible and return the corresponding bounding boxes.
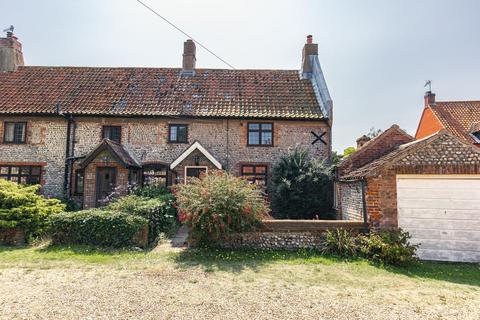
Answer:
[96,167,117,206]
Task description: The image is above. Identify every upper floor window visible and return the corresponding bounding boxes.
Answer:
[169,124,188,143]
[0,165,41,185]
[3,122,26,144]
[247,123,273,146]
[102,126,122,143]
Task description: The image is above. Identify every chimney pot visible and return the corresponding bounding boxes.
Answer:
[301,35,318,75]
[356,135,371,149]
[424,91,436,107]
[182,39,196,76]
[0,30,24,72]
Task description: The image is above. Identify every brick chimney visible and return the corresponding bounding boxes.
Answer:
[301,35,318,75]
[424,91,436,107]
[0,27,24,72]
[181,39,196,76]
[356,135,371,149]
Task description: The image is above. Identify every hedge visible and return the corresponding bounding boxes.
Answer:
[48,210,148,248]
[107,194,178,244]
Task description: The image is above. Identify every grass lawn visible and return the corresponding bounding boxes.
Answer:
[0,244,479,320]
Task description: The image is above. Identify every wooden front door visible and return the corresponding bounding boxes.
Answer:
[96,167,117,206]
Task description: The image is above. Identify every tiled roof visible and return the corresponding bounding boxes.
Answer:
[338,124,413,175]
[0,66,325,119]
[429,101,480,143]
[341,131,480,180]
[79,139,141,169]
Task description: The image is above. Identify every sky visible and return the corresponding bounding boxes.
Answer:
[1,0,480,152]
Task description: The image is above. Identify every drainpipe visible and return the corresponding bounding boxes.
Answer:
[63,115,75,199]
[225,119,230,171]
[360,178,369,233]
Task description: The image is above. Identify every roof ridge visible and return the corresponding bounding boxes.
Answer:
[17,66,301,72]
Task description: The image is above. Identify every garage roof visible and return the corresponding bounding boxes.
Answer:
[341,131,480,180]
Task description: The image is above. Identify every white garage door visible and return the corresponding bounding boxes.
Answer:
[397,175,480,263]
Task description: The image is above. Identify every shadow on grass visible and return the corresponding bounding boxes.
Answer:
[173,247,480,287]
[385,261,480,287]
[172,247,348,273]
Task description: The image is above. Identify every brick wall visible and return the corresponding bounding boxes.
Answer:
[337,180,364,221]
[0,116,67,197]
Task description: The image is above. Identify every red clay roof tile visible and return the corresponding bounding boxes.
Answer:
[0,66,325,119]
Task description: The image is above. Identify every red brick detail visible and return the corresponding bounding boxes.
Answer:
[415,107,444,140]
[82,150,130,209]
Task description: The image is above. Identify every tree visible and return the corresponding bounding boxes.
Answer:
[343,146,356,157]
[367,127,383,138]
[331,151,343,166]
[270,147,334,219]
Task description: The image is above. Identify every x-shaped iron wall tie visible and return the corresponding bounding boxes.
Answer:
[311,131,327,145]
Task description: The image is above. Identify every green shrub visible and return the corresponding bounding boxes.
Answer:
[358,229,418,266]
[133,185,170,198]
[107,194,178,244]
[321,228,358,257]
[270,147,334,219]
[0,180,65,239]
[174,170,269,245]
[48,209,148,248]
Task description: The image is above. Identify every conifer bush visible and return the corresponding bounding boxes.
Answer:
[0,179,65,239]
[270,147,334,219]
[174,171,269,244]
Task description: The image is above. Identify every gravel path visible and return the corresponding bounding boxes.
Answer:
[0,251,479,319]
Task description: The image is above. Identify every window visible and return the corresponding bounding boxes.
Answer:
[3,122,26,144]
[247,123,273,146]
[169,124,188,143]
[241,165,268,189]
[0,165,41,185]
[102,126,122,143]
[74,170,84,195]
[472,131,480,142]
[142,164,169,187]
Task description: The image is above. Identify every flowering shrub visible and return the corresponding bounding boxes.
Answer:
[174,171,270,244]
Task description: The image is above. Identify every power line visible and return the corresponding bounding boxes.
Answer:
[135,0,235,69]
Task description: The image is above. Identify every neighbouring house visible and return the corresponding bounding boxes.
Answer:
[0,30,333,208]
[336,124,480,262]
[416,91,480,145]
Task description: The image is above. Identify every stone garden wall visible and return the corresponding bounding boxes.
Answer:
[219,220,366,250]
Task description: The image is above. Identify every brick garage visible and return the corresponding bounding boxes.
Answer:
[337,130,480,228]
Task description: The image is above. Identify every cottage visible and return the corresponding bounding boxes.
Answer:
[0,31,333,208]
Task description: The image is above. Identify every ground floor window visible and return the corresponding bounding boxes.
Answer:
[74,170,84,195]
[142,164,169,187]
[0,165,41,185]
[241,165,268,189]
